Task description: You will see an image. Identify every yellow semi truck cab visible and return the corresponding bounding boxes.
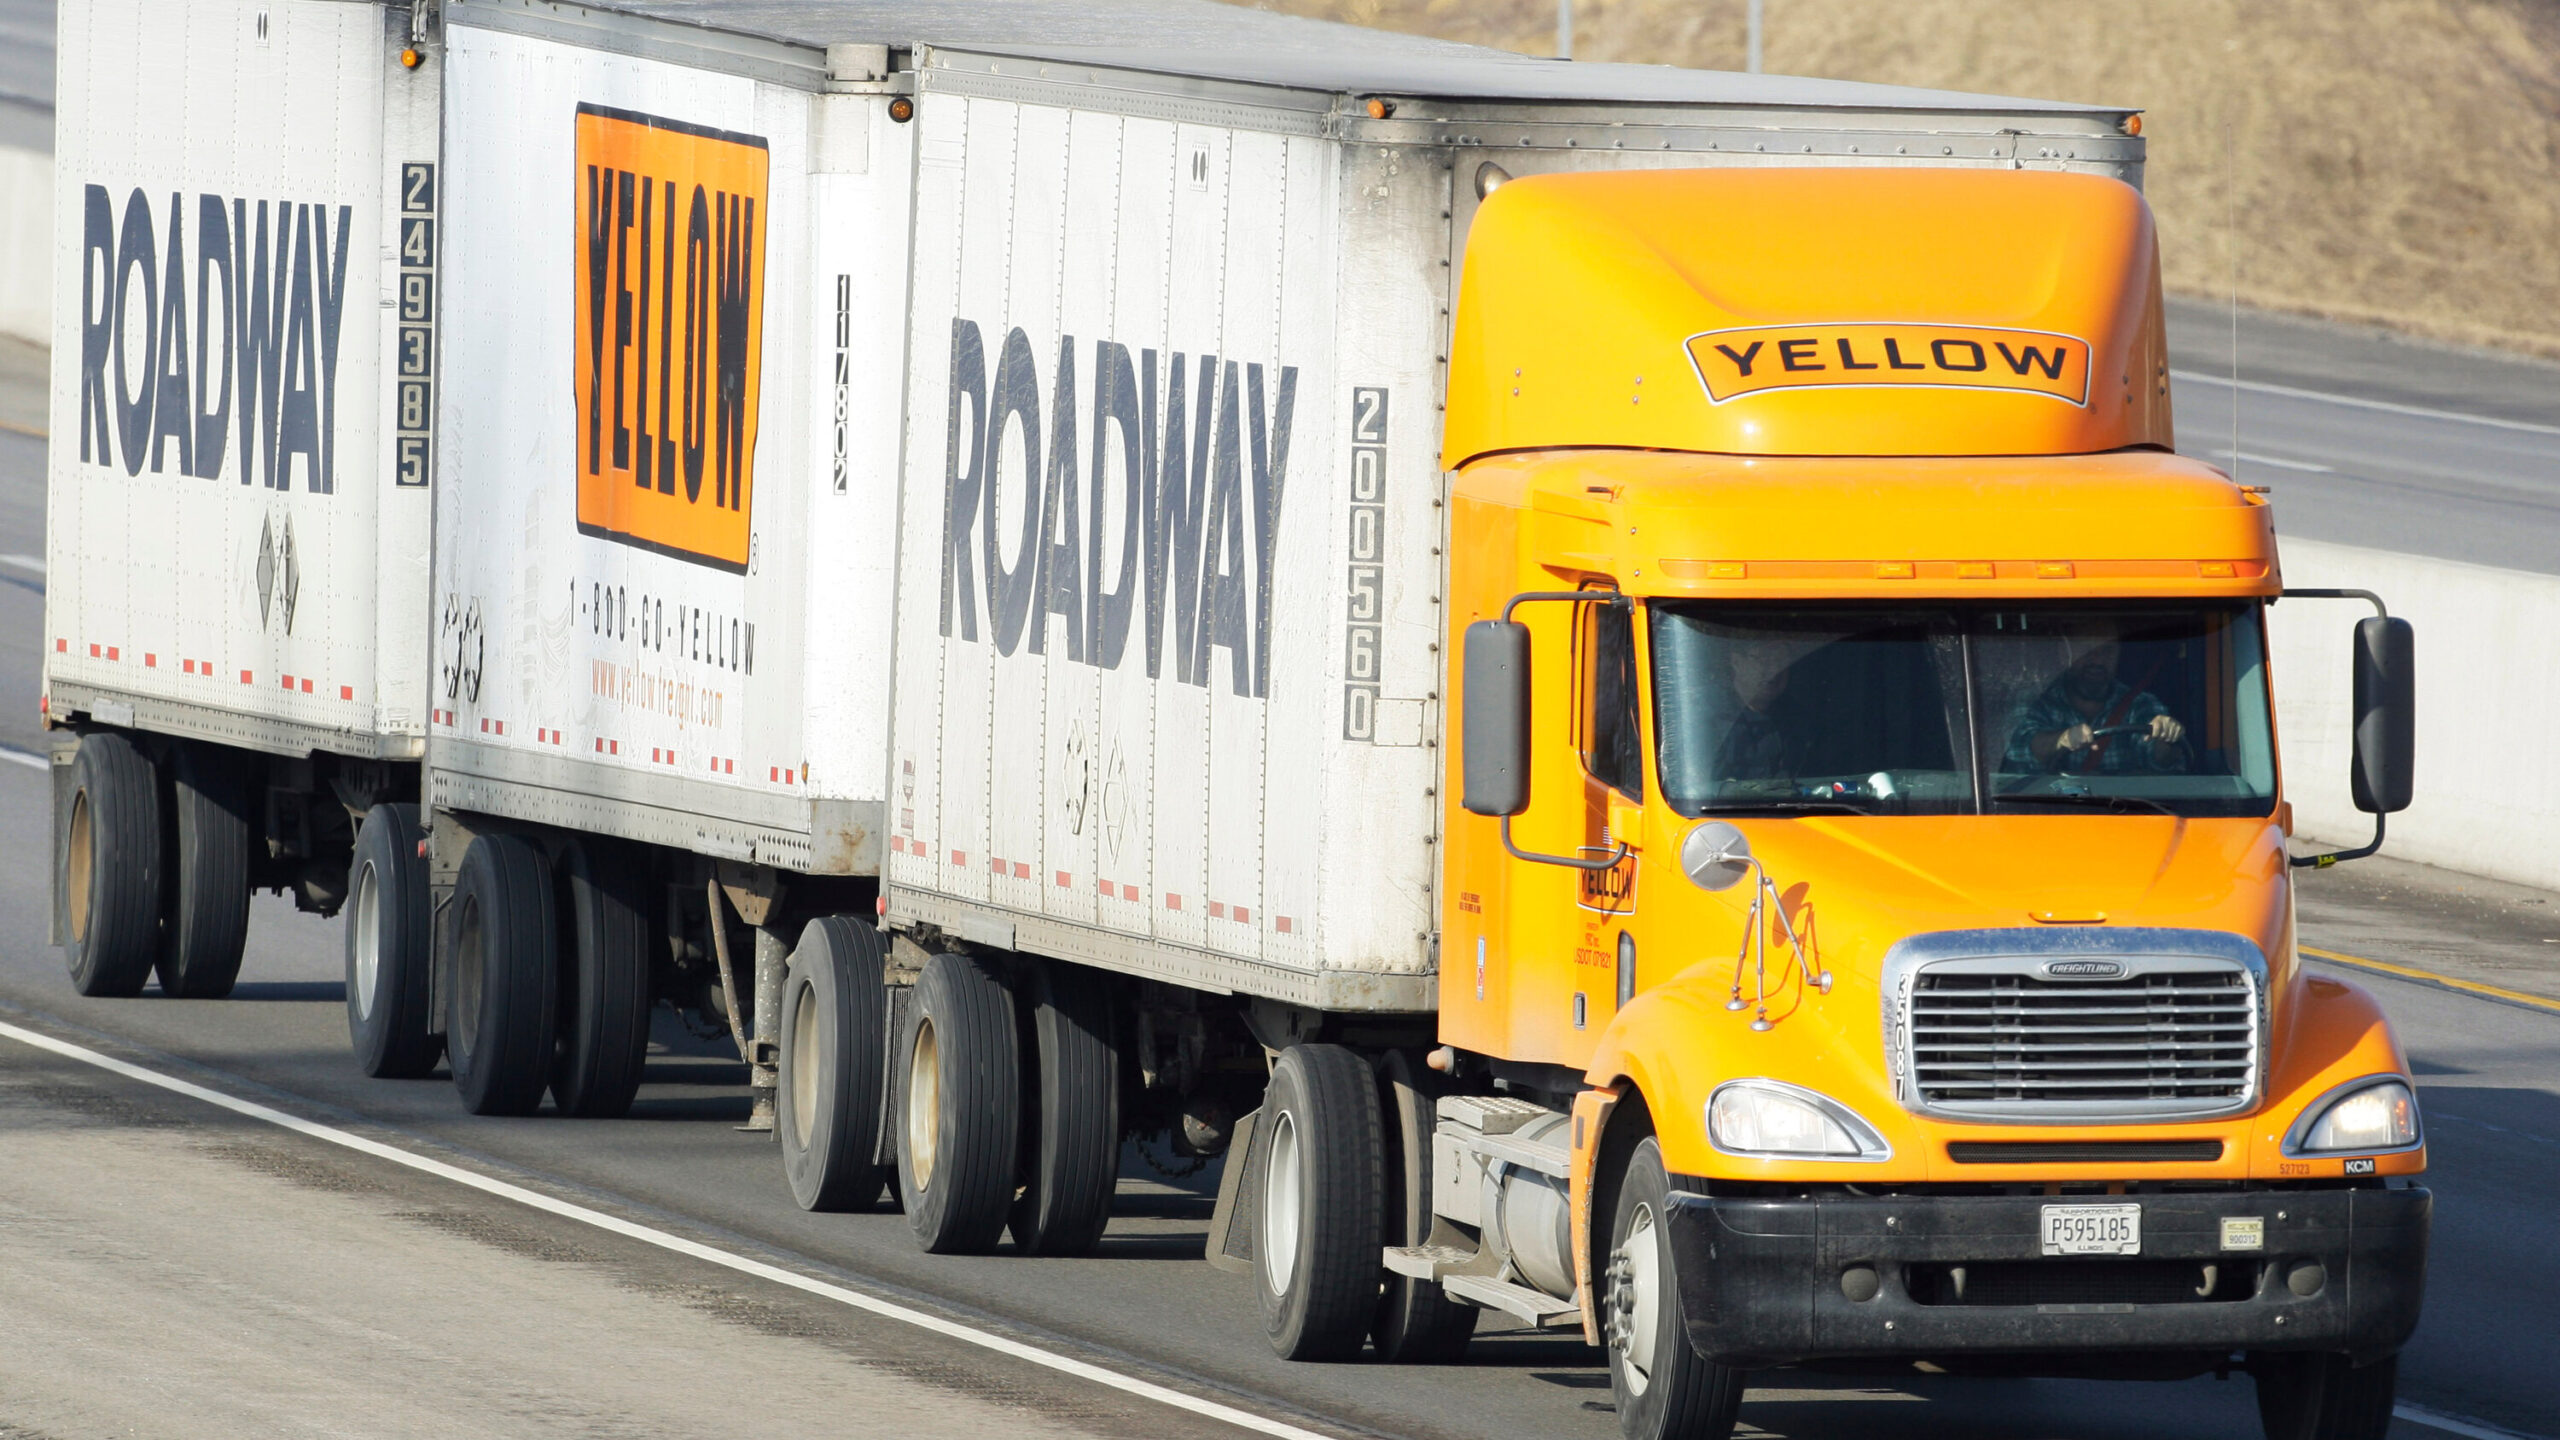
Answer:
[1429,168,2427,1437]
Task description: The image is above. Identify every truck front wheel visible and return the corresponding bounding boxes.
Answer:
[1605,1133,1745,1440]
[1256,1042,1384,1361]
[2255,1351,2399,1440]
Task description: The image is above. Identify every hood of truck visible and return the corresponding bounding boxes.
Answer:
[1443,167,2171,466]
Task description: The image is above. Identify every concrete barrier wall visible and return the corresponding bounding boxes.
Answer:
[2269,538,2560,891]
[0,144,49,346]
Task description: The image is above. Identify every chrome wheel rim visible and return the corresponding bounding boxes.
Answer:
[1260,1109,1302,1295]
[1611,1202,1664,1396]
[352,859,382,1019]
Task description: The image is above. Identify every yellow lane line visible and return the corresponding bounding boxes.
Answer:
[2301,945,2560,1016]
[0,417,43,439]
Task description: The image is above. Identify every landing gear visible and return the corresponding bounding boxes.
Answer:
[1256,1043,1384,1361]
[346,803,440,1077]
[446,832,558,1116]
[778,916,893,1211]
[2255,1351,2400,1440]
[1604,1133,1744,1440]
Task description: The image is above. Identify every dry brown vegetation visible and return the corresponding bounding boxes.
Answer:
[1230,0,2560,357]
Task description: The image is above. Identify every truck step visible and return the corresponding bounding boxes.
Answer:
[1439,1273,1585,1328]
[1438,1094,1555,1136]
[1382,1243,1477,1280]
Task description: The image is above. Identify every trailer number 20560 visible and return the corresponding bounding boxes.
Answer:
[2041,1203,2142,1256]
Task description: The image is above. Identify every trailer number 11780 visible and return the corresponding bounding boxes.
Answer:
[2041,1204,2141,1256]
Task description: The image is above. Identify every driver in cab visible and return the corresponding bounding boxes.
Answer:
[2007,637,2190,774]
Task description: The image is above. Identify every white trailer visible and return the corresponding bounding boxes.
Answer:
[45,1,443,1045]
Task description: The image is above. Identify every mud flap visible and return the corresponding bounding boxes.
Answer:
[47,732,77,947]
[1203,1105,1264,1274]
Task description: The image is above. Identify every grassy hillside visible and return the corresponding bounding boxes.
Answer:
[1230,0,2560,357]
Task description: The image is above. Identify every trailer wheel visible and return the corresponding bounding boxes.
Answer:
[1256,1042,1384,1361]
[895,951,1019,1253]
[1371,1049,1477,1361]
[549,840,652,1117]
[1604,1132,1744,1440]
[345,803,441,1077]
[1008,960,1118,1256]
[61,731,163,998]
[154,744,254,999]
[446,832,558,1116]
[778,916,892,1211]
[2255,1351,2399,1440]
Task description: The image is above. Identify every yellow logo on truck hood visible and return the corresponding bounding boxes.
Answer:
[1685,324,2091,408]
[572,104,769,574]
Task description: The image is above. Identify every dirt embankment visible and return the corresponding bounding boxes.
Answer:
[1232,0,2560,358]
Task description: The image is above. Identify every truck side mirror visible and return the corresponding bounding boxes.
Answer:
[1461,620,1530,817]
[2350,616,2414,815]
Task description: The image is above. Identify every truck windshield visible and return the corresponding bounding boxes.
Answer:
[1649,603,2277,818]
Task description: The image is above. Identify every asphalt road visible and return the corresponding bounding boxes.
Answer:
[6,376,2559,1440]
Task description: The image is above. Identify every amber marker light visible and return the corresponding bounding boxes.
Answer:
[2199,560,2237,578]
[888,96,916,123]
[2035,561,2076,579]
[2123,114,2144,136]
[400,46,422,69]
[1366,97,1395,119]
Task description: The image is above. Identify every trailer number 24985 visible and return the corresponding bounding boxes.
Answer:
[2041,1204,2141,1256]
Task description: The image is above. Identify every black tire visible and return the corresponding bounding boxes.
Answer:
[2255,1352,2399,1440]
[345,803,441,1078]
[1604,1132,1745,1440]
[154,744,254,999]
[446,831,558,1116]
[1371,1049,1477,1361]
[1256,1042,1385,1362]
[61,731,163,998]
[895,951,1020,1253]
[778,916,893,1211]
[1008,960,1119,1256]
[549,839,653,1117]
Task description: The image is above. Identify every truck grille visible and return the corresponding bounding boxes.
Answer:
[1885,931,2267,1123]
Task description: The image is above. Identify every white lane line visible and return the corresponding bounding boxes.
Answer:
[2396,1402,2554,1440]
[0,552,43,574]
[2206,448,2336,474]
[0,746,45,770]
[0,1018,1337,1440]
[2172,370,2560,438]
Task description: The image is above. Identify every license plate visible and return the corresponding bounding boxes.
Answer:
[2042,1203,2142,1256]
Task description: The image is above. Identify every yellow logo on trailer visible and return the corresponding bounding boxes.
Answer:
[571,104,768,574]
[1685,324,2092,407]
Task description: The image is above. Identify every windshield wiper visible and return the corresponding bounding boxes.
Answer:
[1993,792,2180,817]
[1691,801,1868,817]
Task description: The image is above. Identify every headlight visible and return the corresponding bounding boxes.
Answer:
[1707,1080,1891,1161]
[2288,1078,2421,1155]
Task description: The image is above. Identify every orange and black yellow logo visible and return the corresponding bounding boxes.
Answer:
[1684,323,2091,407]
[573,104,768,574]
